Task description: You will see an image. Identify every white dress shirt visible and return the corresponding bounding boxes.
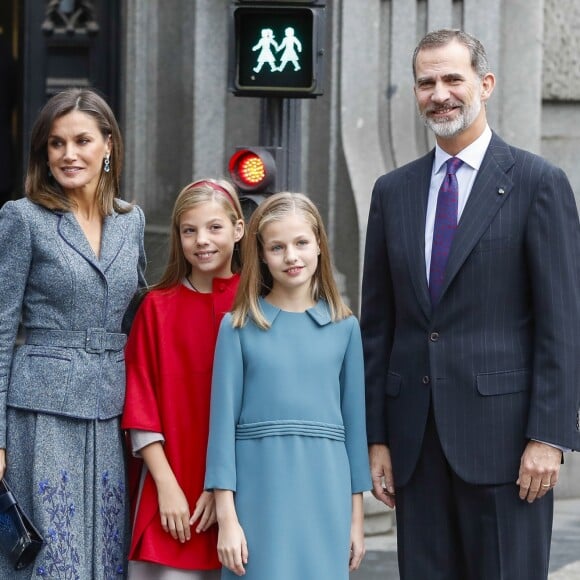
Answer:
[424,125,492,279]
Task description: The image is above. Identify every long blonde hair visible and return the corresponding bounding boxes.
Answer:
[153,179,245,291]
[232,192,351,329]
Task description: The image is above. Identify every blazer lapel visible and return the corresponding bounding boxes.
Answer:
[99,211,128,273]
[57,210,128,274]
[58,211,102,272]
[402,152,434,320]
[439,134,515,301]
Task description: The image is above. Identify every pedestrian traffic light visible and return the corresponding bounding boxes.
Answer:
[228,146,282,219]
[229,1,326,97]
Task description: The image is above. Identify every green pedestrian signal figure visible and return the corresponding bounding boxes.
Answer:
[252,28,279,73]
[277,27,302,72]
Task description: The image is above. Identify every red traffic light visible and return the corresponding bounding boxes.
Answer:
[228,147,277,193]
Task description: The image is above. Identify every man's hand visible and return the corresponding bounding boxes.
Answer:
[516,440,562,503]
[369,444,396,508]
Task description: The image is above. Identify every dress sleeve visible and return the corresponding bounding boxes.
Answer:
[205,314,244,491]
[130,429,165,456]
[121,295,163,433]
[0,202,32,447]
[340,317,372,493]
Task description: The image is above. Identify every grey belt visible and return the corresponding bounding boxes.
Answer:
[25,328,127,354]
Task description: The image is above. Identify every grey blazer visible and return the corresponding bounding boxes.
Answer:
[0,198,146,447]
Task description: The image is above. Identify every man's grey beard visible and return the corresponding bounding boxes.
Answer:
[420,96,482,138]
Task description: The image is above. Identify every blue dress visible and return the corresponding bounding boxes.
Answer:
[205,299,371,580]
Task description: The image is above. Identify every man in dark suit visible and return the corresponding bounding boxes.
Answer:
[361,29,580,579]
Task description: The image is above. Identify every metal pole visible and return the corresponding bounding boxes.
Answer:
[260,97,302,192]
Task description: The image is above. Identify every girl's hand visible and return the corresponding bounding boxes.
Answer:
[157,479,191,543]
[217,518,248,576]
[190,490,217,532]
[349,525,366,571]
[349,493,366,571]
[0,448,6,480]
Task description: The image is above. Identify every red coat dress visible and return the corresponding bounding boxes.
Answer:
[122,275,240,570]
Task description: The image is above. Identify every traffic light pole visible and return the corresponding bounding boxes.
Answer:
[259,97,302,192]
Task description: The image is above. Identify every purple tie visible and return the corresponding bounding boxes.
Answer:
[429,157,463,305]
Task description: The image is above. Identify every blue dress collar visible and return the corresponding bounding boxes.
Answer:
[258,297,332,327]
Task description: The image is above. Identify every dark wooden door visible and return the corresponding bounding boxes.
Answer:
[20,0,121,176]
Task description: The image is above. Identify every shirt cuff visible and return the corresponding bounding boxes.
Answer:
[532,439,570,453]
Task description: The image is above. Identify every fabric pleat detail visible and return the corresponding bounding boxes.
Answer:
[236,420,345,441]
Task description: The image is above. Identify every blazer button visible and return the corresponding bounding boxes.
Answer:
[429,332,440,342]
[422,375,430,385]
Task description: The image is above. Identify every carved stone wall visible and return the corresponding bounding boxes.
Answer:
[543,0,580,101]
[541,0,580,207]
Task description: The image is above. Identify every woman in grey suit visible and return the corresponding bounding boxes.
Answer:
[0,88,146,578]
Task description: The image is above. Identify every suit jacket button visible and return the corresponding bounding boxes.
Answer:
[429,332,440,342]
[422,375,430,384]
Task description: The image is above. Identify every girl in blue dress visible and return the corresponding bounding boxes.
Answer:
[205,192,371,579]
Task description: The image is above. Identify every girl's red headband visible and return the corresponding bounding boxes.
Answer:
[188,180,237,209]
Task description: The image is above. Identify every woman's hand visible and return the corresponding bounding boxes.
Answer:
[0,448,6,480]
[190,490,217,532]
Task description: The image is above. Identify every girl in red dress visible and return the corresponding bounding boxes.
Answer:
[122,179,245,579]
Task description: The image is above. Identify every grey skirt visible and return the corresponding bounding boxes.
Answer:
[0,409,129,579]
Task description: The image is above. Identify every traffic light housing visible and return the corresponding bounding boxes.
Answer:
[229,1,326,97]
[228,146,284,219]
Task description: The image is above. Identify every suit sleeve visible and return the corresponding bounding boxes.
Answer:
[340,318,372,492]
[204,314,244,491]
[0,202,32,447]
[360,178,396,445]
[525,164,580,450]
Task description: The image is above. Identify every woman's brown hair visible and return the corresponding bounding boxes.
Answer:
[26,88,127,215]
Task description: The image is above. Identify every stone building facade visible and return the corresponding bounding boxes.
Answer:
[122,0,579,496]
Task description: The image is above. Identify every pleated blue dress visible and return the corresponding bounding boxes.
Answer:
[205,299,371,580]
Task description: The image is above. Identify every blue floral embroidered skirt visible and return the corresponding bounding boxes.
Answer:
[0,409,128,579]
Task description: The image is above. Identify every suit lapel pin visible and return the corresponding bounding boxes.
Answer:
[497,187,505,195]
